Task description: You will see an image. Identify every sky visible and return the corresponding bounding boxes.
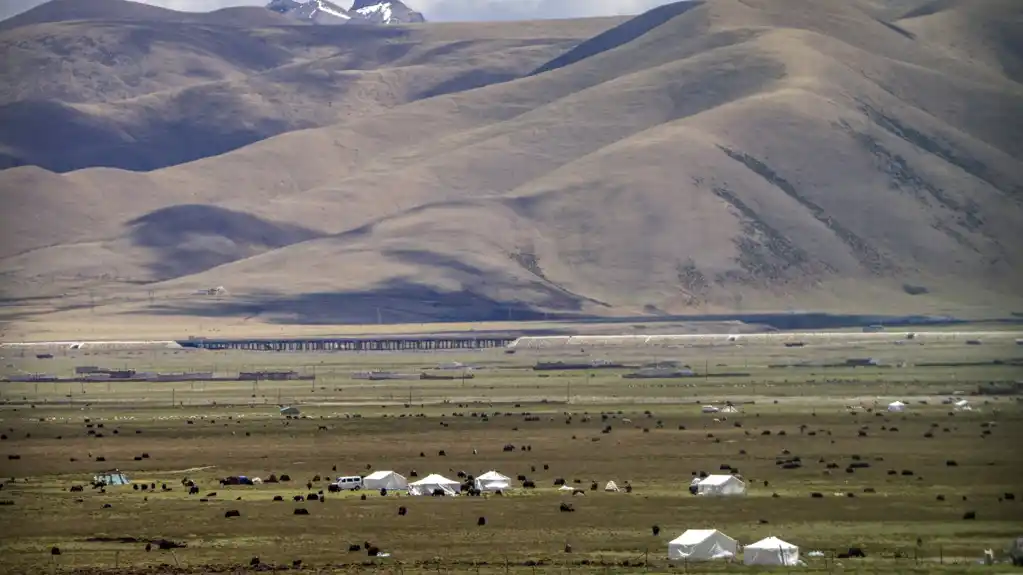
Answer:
[2,0,674,22]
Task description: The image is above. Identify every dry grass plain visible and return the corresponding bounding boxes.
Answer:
[0,335,1021,573]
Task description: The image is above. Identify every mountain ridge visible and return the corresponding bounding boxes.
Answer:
[1,0,1021,330]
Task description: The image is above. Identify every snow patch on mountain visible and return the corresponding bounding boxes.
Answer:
[267,0,351,24]
[315,0,351,20]
[354,2,392,24]
[267,0,425,25]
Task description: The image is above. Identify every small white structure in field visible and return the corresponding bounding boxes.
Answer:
[954,399,972,411]
[473,471,512,492]
[720,405,739,413]
[604,481,620,492]
[701,405,720,413]
[697,474,747,496]
[744,536,800,566]
[408,474,461,496]
[887,400,906,413]
[364,470,408,491]
[279,406,300,416]
[94,471,131,486]
[668,529,737,561]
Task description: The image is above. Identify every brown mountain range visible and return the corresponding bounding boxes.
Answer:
[1,0,1021,334]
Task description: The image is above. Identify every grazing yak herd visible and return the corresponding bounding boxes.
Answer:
[2,401,1018,569]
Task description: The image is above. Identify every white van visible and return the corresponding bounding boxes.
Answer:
[331,476,364,491]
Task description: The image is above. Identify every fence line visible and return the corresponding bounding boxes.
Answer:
[43,544,993,575]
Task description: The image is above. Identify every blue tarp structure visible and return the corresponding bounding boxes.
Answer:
[94,471,131,486]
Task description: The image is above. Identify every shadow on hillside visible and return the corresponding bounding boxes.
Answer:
[414,70,521,100]
[530,0,703,76]
[0,99,307,173]
[0,23,418,172]
[134,280,589,325]
[127,204,323,280]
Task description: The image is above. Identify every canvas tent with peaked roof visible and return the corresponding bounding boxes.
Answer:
[887,400,906,412]
[364,470,408,491]
[473,471,511,492]
[604,481,620,492]
[697,474,746,496]
[744,536,800,566]
[668,529,737,561]
[408,473,461,496]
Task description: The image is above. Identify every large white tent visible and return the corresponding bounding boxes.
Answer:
[408,473,461,496]
[473,471,512,492]
[697,474,747,496]
[743,536,800,566]
[887,400,906,412]
[364,470,408,491]
[668,529,737,561]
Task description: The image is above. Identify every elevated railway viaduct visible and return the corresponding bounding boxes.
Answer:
[176,335,516,352]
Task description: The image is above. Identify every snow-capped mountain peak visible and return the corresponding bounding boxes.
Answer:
[267,0,425,25]
[267,0,351,24]
[354,2,393,24]
[350,1,426,24]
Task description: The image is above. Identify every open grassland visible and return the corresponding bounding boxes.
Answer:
[0,337,1021,574]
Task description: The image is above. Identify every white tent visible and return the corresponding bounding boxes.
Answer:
[697,474,747,496]
[364,470,408,491]
[558,484,576,492]
[887,400,906,412]
[473,471,511,492]
[720,405,739,413]
[408,473,461,496]
[744,536,800,566]
[279,406,300,416]
[954,399,972,411]
[604,481,620,492]
[668,529,737,561]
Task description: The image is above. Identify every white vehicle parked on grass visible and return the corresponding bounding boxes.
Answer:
[331,476,364,491]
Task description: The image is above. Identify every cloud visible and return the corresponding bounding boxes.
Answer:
[3,0,674,22]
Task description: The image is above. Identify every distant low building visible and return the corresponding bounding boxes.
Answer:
[5,373,58,382]
[240,370,299,381]
[623,367,695,379]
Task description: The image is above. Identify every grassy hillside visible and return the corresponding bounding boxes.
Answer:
[1,0,1021,332]
[0,9,621,171]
